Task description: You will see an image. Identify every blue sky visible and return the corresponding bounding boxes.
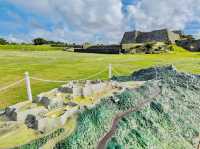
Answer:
[1,0,200,43]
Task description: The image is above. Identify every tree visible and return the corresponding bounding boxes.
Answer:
[0,38,8,45]
[32,38,48,45]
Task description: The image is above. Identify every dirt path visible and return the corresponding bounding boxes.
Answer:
[97,90,160,149]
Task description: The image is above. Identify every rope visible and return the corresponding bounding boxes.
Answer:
[30,77,68,83]
[112,67,123,76]
[78,68,107,81]
[0,78,25,92]
[30,68,108,83]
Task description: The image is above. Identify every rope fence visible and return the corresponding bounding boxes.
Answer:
[0,64,199,103]
[0,78,25,92]
[0,65,111,101]
[30,77,68,83]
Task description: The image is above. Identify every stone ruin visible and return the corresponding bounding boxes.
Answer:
[4,80,118,132]
[121,29,181,45]
[176,39,200,52]
[36,80,110,110]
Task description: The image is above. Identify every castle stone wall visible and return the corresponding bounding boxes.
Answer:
[121,29,181,44]
[167,30,181,44]
[136,29,169,43]
[176,40,200,52]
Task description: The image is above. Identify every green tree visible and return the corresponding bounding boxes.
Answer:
[32,38,48,45]
[0,38,8,45]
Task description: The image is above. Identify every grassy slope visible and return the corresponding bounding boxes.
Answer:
[0,45,199,108]
[0,123,40,149]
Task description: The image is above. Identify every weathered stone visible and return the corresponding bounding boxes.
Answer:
[37,117,61,133]
[58,84,73,93]
[5,107,17,121]
[25,114,39,129]
[36,95,64,110]
[6,106,48,122]
[82,84,92,97]
[65,102,78,107]
[26,114,62,133]
[5,101,31,121]
[73,85,83,98]
[4,80,117,132]
[60,109,78,125]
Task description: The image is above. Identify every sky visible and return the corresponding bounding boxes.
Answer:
[1,0,200,44]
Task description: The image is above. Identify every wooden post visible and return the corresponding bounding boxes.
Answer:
[25,72,32,101]
[155,67,157,80]
[109,64,112,79]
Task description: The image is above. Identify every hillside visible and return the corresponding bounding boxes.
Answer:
[54,66,200,149]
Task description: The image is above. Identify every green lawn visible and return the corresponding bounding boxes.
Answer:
[0,47,199,108]
[0,44,63,51]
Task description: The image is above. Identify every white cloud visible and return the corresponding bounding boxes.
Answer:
[127,0,200,31]
[8,0,52,14]
[8,0,126,43]
[6,0,200,43]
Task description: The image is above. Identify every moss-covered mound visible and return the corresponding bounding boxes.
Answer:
[54,66,200,149]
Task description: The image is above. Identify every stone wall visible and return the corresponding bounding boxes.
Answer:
[73,81,108,98]
[121,31,138,44]
[136,29,169,43]
[121,29,181,44]
[74,45,122,54]
[176,39,200,52]
[6,105,48,122]
[167,30,181,44]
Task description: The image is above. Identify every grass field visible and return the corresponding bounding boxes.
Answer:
[0,45,199,108]
[0,44,63,51]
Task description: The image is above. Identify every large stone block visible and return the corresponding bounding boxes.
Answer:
[60,109,78,125]
[26,115,62,133]
[36,94,64,110]
[58,83,73,93]
[6,106,48,122]
[37,117,61,133]
[82,85,92,97]
[73,85,83,98]
[5,101,31,121]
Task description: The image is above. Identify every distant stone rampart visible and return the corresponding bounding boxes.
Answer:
[176,39,200,52]
[121,29,181,44]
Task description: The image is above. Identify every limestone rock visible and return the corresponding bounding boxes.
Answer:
[36,89,64,110]
[6,106,48,122]
[60,109,78,125]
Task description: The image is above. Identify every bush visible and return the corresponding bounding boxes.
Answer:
[0,38,9,45]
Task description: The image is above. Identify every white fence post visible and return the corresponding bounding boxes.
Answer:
[25,72,32,102]
[109,64,112,79]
